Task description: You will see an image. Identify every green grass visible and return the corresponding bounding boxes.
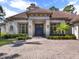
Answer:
[0,39,14,46]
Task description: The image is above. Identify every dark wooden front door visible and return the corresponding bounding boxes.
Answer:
[35,24,44,36]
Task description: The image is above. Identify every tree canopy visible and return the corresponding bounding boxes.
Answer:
[63,5,75,13]
[49,6,59,11]
[0,6,5,16]
[0,6,5,21]
[0,6,3,13]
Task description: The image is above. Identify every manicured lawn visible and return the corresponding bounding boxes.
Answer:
[0,39,14,46]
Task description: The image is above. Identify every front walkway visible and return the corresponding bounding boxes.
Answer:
[0,37,79,59]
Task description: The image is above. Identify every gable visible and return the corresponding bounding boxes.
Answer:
[6,12,28,21]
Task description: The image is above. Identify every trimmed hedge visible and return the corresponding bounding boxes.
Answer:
[16,36,31,41]
[16,37,26,40]
[1,34,31,39]
[47,34,76,39]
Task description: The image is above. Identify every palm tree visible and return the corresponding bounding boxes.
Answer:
[56,22,70,35]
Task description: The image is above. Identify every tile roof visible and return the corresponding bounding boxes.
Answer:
[71,15,79,23]
[52,11,77,20]
[5,4,79,23]
[6,12,28,20]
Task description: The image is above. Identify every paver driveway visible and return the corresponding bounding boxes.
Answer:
[0,37,79,59]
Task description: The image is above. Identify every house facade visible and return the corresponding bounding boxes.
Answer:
[0,4,79,39]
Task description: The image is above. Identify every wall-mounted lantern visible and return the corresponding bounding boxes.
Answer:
[29,25,31,28]
[47,25,49,28]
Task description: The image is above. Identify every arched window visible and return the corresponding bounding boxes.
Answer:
[10,25,14,32]
[0,28,1,33]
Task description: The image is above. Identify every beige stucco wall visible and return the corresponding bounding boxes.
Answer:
[4,16,67,37]
[50,20,65,23]
[6,20,28,34]
[0,17,75,38]
[72,23,79,39]
[0,25,6,33]
[28,19,33,37]
[6,21,17,34]
[45,19,50,37]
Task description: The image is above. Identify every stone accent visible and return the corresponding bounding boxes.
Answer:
[29,17,50,20]
[28,19,33,37]
[73,24,79,39]
[72,26,74,34]
[45,19,50,37]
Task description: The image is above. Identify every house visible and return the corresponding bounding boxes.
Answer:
[0,4,79,39]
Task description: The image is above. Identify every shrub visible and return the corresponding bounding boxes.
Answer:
[26,37,32,39]
[65,34,76,39]
[2,34,17,39]
[17,34,27,37]
[2,34,11,39]
[16,36,31,41]
[1,33,30,39]
[47,34,76,40]
[0,32,6,37]
[16,37,26,41]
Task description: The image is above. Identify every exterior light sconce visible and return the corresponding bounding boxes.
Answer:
[29,25,31,28]
[0,28,1,39]
[74,27,76,30]
[47,25,49,28]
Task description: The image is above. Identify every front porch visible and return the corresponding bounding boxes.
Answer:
[17,19,73,37]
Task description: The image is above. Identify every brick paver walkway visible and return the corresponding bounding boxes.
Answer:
[0,37,79,59]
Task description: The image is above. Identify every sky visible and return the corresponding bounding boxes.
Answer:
[0,0,79,17]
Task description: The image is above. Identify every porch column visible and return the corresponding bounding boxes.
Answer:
[72,26,74,34]
[13,21,18,34]
[73,24,79,39]
[45,19,50,37]
[28,19,33,37]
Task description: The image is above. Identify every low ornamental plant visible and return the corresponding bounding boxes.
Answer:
[16,36,32,41]
[1,33,31,39]
[16,37,26,41]
[47,34,76,40]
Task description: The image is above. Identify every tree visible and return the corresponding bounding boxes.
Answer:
[0,6,5,21]
[0,6,3,13]
[0,6,5,38]
[49,6,59,11]
[63,5,75,13]
[56,22,70,35]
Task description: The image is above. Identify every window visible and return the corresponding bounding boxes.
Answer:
[10,25,13,32]
[18,23,28,34]
[50,23,58,35]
